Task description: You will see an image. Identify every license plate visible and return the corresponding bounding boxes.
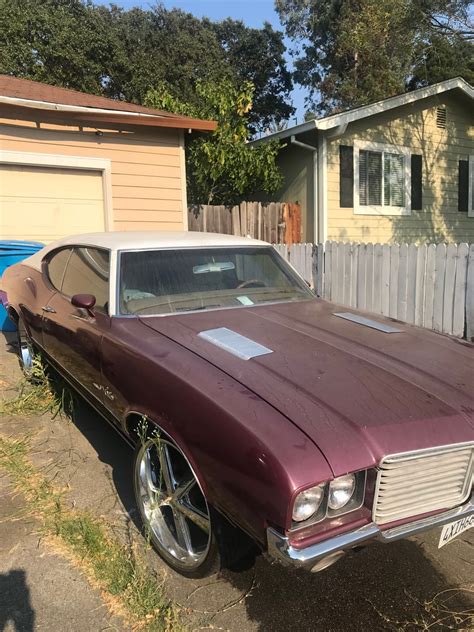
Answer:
[438,515,474,548]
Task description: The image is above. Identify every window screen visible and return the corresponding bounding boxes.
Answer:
[46,248,73,291]
[359,150,382,206]
[62,247,110,312]
[359,149,405,207]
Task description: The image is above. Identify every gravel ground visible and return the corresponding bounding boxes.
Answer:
[1,331,473,631]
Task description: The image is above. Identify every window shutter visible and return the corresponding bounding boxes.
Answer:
[411,155,422,210]
[339,145,354,207]
[458,160,469,212]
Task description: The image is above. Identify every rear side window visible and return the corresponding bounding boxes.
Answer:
[46,248,73,291]
[62,247,110,312]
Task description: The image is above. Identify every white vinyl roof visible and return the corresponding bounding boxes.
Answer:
[24,231,270,271]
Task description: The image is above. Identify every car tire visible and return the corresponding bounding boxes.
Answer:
[16,317,38,380]
[133,432,223,578]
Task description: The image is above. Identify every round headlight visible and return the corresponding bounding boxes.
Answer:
[328,474,356,510]
[292,484,324,522]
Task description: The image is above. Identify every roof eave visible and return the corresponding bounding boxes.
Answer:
[252,76,473,144]
[0,100,217,132]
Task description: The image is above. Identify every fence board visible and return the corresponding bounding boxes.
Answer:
[423,244,436,330]
[343,243,352,306]
[442,243,457,334]
[414,244,426,327]
[389,245,400,319]
[433,243,447,332]
[398,244,408,323]
[357,244,367,310]
[453,243,468,338]
[381,244,391,316]
[365,243,374,312]
[373,244,382,314]
[406,243,418,324]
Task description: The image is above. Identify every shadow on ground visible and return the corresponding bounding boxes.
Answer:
[0,570,35,632]
[59,388,473,631]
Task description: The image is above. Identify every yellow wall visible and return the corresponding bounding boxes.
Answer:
[0,117,186,236]
[326,93,474,243]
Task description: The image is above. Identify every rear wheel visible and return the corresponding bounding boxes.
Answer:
[133,434,222,577]
[17,318,36,379]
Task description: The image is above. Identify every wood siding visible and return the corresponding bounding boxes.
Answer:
[0,118,185,233]
[326,93,474,243]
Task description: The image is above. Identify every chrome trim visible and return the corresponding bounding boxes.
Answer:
[373,443,474,525]
[267,493,474,569]
[198,327,273,361]
[334,312,402,333]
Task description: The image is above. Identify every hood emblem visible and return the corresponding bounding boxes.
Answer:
[334,312,402,333]
[198,327,273,361]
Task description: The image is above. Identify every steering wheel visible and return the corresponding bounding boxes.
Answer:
[237,279,267,289]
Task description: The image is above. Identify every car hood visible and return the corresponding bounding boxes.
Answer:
[140,299,474,476]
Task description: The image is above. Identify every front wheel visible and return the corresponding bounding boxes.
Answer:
[133,433,222,577]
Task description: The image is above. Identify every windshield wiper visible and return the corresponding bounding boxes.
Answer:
[174,304,221,313]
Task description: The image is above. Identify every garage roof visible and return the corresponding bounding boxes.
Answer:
[0,75,217,131]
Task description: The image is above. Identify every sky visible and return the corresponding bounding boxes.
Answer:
[94,0,309,122]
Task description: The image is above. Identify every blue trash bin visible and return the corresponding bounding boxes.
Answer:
[0,240,44,331]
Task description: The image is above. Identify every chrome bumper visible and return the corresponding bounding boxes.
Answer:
[267,494,474,571]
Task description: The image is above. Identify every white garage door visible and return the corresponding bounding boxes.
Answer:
[0,164,105,243]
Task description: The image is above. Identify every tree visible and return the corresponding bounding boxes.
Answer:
[145,81,283,205]
[0,0,114,95]
[0,1,293,130]
[276,0,474,114]
[211,19,294,130]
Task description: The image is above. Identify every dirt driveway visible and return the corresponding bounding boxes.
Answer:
[1,332,473,631]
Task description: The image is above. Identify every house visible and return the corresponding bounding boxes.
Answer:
[253,77,473,244]
[0,76,216,243]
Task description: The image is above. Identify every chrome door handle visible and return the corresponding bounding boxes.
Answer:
[41,306,56,313]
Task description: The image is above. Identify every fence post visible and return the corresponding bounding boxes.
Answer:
[466,244,474,341]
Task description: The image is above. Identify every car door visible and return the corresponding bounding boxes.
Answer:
[42,246,111,403]
[17,247,73,348]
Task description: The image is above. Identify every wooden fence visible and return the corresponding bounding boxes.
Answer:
[188,202,302,244]
[275,241,474,341]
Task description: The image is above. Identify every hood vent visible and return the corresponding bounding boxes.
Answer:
[198,327,273,360]
[334,312,402,333]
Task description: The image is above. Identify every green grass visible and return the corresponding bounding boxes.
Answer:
[0,434,182,631]
[0,358,71,417]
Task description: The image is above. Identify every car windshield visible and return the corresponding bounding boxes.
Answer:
[119,246,313,315]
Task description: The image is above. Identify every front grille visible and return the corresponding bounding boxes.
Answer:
[373,444,473,525]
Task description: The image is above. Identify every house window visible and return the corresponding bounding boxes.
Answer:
[355,142,411,215]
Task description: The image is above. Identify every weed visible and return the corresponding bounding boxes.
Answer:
[0,357,73,418]
[0,434,182,631]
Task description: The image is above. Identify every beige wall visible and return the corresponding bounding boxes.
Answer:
[0,117,186,237]
[326,93,474,243]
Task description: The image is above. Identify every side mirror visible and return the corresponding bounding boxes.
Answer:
[71,293,96,316]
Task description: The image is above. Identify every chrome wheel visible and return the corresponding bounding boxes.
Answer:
[135,436,211,570]
[17,320,34,377]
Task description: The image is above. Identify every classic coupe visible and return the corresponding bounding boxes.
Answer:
[1,231,473,577]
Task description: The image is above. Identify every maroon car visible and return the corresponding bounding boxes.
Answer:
[1,231,473,577]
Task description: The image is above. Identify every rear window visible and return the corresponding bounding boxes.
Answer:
[119,247,312,315]
[46,248,73,291]
[62,247,110,312]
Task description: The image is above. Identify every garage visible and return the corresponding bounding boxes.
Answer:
[0,75,216,243]
[0,164,105,243]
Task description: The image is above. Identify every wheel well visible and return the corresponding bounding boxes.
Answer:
[7,307,19,325]
[125,413,168,445]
